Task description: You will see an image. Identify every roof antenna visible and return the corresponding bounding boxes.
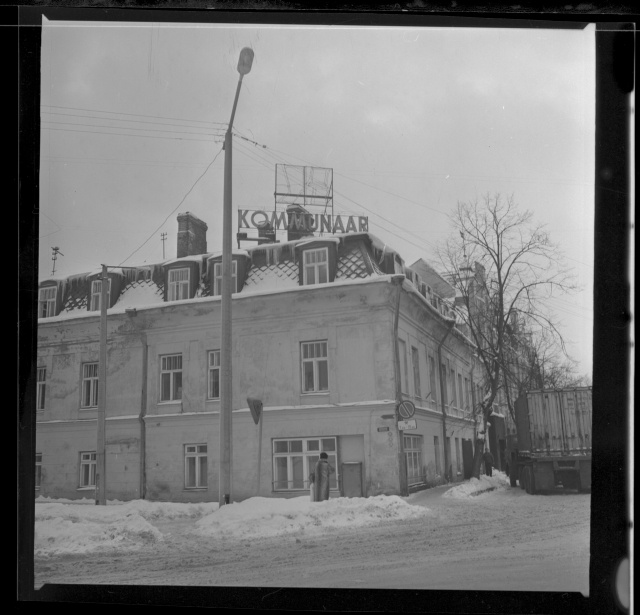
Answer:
[51,246,64,276]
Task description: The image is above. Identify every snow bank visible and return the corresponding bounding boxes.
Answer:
[34,499,218,557]
[442,471,511,499]
[194,495,432,540]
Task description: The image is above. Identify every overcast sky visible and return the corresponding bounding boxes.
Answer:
[38,18,595,375]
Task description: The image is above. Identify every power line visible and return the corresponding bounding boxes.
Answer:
[118,145,224,266]
[43,119,226,138]
[42,124,225,144]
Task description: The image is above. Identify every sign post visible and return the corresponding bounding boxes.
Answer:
[247,398,263,495]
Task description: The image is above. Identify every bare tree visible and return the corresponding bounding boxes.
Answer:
[436,194,577,478]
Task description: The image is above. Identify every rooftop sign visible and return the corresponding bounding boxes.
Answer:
[238,209,368,235]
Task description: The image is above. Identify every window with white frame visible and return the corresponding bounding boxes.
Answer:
[273,437,337,491]
[160,354,182,401]
[428,354,437,406]
[302,248,328,285]
[404,435,423,485]
[213,261,237,296]
[36,367,46,411]
[434,436,441,476]
[440,362,448,406]
[81,363,99,408]
[35,453,42,490]
[90,278,111,312]
[207,350,220,399]
[185,444,208,488]
[168,268,190,301]
[449,364,457,408]
[79,451,96,488]
[464,377,471,412]
[411,346,421,398]
[301,341,328,393]
[399,339,409,394]
[38,286,57,318]
[457,374,464,411]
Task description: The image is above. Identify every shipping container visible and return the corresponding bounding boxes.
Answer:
[506,387,592,494]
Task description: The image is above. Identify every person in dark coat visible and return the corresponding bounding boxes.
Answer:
[483,450,494,477]
[313,452,335,501]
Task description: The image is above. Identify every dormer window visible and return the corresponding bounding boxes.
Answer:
[38,286,57,318]
[90,279,111,312]
[213,261,238,296]
[168,268,190,301]
[302,248,328,285]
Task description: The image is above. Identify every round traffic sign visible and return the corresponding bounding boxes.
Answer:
[397,400,416,419]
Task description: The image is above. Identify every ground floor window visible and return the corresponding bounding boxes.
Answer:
[185,444,208,488]
[79,451,96,488]
[455,438,462,474]
[433,436,441,476]
[35,453,42,490]
[404,435,423,485]
[273,436,337,491]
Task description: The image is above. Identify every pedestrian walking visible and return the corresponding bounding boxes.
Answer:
[483,450,494,477]
[313,452,335,502]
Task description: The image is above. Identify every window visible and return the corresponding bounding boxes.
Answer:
[428,354,437,406]
[168,268,190,301]
[81,363,99,408]
[399,339,409,394]
[160,354,182,401]
[36,367,46,411]
[301,341,328,393]
[404,435,423,485]
[434,436,441,476]
[440,363,448,406]
[207,350,220,399]
[38,286,57,318]
[411,347,421,398]
[273,437,337,491]
[450,364,457,408]
[446,436,451,475]
[457,374,464,411]
[90,278,111,312]
[35,453,42,490]
[213,261,238,296]
[464,377,471,412]
[79,451,96,488]
[302,248,328,285]
[185,444,208,488]
[455,438,462,473]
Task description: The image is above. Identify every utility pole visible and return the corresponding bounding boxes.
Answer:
[51,247,63,276]
[219,47,254,507]
[160,232,167,259]
[96,264,108,505]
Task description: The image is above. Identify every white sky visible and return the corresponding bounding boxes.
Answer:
[38,19,595,374]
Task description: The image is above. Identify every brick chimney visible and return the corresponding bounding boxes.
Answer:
[177,212,208,257]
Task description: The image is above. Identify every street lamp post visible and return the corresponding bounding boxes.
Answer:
[219,48,254,507]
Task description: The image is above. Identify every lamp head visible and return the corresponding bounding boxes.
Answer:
[237,47,254,75]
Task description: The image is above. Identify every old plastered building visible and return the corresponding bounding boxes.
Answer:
[35,212,482,502]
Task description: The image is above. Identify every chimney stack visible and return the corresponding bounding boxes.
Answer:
[177,212,208,258]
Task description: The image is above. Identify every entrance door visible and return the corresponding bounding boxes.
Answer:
[341,462,363,497]
[462,439,474,479]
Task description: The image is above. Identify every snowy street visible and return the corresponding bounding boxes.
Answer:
[34,472,590,594]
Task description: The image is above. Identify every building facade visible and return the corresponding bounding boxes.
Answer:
[35,213,482,502]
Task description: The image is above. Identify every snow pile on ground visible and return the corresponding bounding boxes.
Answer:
[442,471,511,499]
[194,495,432,540]
[34,498,218,558]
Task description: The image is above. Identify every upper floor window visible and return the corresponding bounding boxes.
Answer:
[160,354,182,401]
[213,261,237,296]
[81,362,99,408]
[90,279,111,312]
[411,346,421,398]
[168,268,190,301]
[457,374,464,410]
[301,341,328,393]
[36,367,46,412]
[428,354,437,405]
[207,350,220,400]
[302,248,328,285]
[38,286,57,318]
[398,339,409,395]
